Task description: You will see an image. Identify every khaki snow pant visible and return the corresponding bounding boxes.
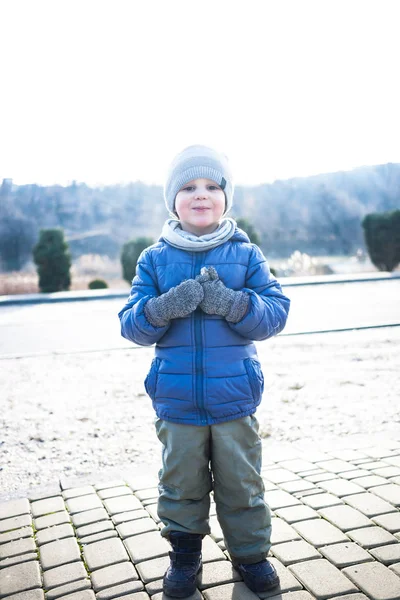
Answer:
[155,415,272,564]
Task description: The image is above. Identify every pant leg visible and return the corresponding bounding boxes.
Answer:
[210,415,272,564]
[155,418,212,538]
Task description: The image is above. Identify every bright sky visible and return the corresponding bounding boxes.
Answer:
[1,0,399,187]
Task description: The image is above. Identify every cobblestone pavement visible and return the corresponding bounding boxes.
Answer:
[1,437,400,600]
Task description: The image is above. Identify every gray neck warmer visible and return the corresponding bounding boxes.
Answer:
[161,218,237,252]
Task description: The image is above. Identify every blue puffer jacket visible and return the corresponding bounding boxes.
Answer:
[118,227,290,426]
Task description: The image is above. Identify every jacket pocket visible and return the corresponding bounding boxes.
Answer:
[144,357,161,401]
[244,358,264,405]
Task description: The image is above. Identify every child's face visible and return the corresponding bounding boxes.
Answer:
[175,178,226,235]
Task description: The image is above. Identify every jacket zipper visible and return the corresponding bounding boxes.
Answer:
[194,252,207,425]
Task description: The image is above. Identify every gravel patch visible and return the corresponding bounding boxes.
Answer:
[1,327,399,500]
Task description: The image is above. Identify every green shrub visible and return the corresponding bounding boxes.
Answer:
[121,237,154,284]
[88,279,108,289]
[33,229,71,293]
[362,210,400,271]
[234,217,261,246]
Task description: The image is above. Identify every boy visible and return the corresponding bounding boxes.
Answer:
[118,145,290,598]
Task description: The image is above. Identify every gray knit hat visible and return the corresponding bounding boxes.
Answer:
[164,145,234,215]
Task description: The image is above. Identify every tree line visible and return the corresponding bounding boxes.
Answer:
[1,162,400,273]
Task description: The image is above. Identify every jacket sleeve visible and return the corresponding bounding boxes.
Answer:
[118,249,170,346]
[227,244,290,341]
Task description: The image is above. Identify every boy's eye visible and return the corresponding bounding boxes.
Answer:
[183,186,194,191]
[208,185,220,190]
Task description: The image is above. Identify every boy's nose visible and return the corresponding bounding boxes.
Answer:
[195,188,207,198]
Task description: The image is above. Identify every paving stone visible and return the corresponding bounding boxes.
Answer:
[352,475,389,488]
[278,480,317,494]
[117,518,158,539]
[330,449,368,462]
[385,456,400,467]
[0,498,30,520]
[267,593,315,600]
[319,542,374,568]
[144,504,160,523]
[62,486,96,500]
[389,563,400,577]
[339,469,371,480]
[76,520,115,539]
[271,540,321,565]
[294,489,324,499]
[30,496,66,518]
[134,488,159,501]
[135,555,170,583]
[79,530,118,544]
[297,468,323,476]
[141,498,159,507]
[370,544,400,565]
[45,578,91,599]
[103,495,142,515]
[0,560,42,596]
[362,460,389,470]
[153,590,201,600]
[34,511,71,530]
[202,535,226,562]
[0,514,32,533]
[315,459,356,473]
[97,486,134,500]
[370,484,400,506]
[289,559,358,599]
[65,494,104,515]
[329,594,369,600]
[60,475,97,490]
[2,591,44,600]
[275,505,319,524]
[342,492,397,517]
[94,480,127,491]
[70,507,109,528]
[54,592,95,600]
[342,562,400,600]
[0,536,36,559]
[373,513,400,533]
[373,466,400,478]
[264,490,302,510]
[28,485,62,502]
[36,523,75,546]
[0,526,33,545]
[270,518,301,544]
[347,526,398,549]
[0,553,38,569]
[318,505,372,531]
[302,493,343,509]
[318,479,364,497]
[144,579,164,595]
[96,581,144,599]
[362,448,400,460]
[278,459,317,473]
[43,561,89,589]
[210,516,224,542]
[112,510,149,525]
[39,537,81,570]
[198,560,241,589]
[202,582,259,599]
[83,537,129,571]
[261,480,279,491]
[259,557,303,597]
[262,468,300,484]
[293,519,349,547]
[90,561,139,591]
[125,474,159,492]
[124,531,170,564]
[305,472,337,483]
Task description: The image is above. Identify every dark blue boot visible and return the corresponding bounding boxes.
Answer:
[237,559,280,593]
[163,532,203,598]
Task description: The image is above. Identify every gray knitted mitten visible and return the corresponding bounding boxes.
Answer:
[196,267,250,323]
[144,279,204,327]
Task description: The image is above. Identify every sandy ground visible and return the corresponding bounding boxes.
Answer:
[1,327,400,500]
